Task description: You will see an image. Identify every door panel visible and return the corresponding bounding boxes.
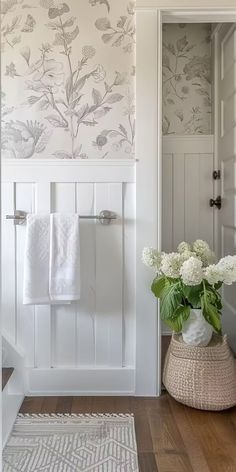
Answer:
[162,140,214,252]
[218,24,236,349]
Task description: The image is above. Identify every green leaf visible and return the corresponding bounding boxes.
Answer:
[160,280,183,321]
[201,283,222,334]
[164,305,190,332]
[201,296,221,334]
[182,283,202,308]
[151,276,170,299]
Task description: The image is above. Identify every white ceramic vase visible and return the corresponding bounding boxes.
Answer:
[182,308,213,347]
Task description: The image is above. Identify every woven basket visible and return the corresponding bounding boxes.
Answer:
[163,334,236,410]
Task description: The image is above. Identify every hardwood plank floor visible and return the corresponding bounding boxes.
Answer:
[20,394,236,472]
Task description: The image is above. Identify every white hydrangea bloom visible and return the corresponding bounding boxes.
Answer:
[180,250,198,262]
[192,239,210,253]
[192,239,216,267]
[204,265,223,285]
[217,255,236,285]
[180,256,203,286]
[177,241,191,254]
[160,252,182,278]
[142,247,162,270]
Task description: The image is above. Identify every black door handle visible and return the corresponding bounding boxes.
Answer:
[209,195,222,209]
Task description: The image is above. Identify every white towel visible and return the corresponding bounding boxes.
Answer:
[49,213,80,302]
[23,214,80,305]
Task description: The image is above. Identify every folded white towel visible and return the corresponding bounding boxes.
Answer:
[49,213,80,302]
[23,214,80,305]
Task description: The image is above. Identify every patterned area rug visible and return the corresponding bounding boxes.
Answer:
[3,413,139,471]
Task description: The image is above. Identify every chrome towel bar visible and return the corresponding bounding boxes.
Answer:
[6,210,117,225]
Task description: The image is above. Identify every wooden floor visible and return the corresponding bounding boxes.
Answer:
[20,394,236,472]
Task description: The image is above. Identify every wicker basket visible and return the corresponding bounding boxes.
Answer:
[163,334,236,410]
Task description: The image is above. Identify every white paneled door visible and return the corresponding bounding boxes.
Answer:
[162,136,215,253]
[217,24,236,349]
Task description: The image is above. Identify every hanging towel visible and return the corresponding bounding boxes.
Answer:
[23,214,50,305]
[23,214,80,305]
[49,213,80,302]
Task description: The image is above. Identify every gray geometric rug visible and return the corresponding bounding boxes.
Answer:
[3,413,139,471]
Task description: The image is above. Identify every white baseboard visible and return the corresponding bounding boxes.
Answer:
[26,367,135,396]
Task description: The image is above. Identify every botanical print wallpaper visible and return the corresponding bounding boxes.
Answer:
[162,24,212,135]
[1,0,135,159]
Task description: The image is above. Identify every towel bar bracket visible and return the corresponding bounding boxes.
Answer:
[6,210,27,225]
[6,210,117,225]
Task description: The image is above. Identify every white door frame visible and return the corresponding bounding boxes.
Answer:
[135,1,236,397]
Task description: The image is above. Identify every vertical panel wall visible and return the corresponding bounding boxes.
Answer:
[2,161,136,394]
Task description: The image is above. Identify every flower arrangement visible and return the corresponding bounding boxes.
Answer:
[142,240,236,335]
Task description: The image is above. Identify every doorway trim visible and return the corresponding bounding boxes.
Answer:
[135,1,236,397]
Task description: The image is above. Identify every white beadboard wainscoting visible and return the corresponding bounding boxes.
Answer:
[162,135,215,253]
[2,159,136,395]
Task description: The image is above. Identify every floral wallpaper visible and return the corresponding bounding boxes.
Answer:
[162,23,212,135]
[1,0,135,159]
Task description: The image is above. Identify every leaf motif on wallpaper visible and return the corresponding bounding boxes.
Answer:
[37,98,50,111]
[166,98,175,105]
[163,42,176,56]
[21,14,36,33]
[62,17,76,28]
[112,34,125,47]
[119,124,127,137]
[48,3,69,19]
[20,46,31,64]
[95,17,111,31]
[175,110,184,122]
[46,115,67,128]
[163,54,171,70]
[81,120,98,126]
[101,33,113,44]
[93,106,111,119]
[162,115,171,135]
[75,104,89,121]
[176,35,188,52]
[117,16,127,29]
[95,12,135,53]
[92,88,102,105]
[183,55,211,83]
[96,89,135,154]
[105,93,123,104]
[1,15,22,49]
[88,0,110,13]
[27,95,42,105]
[63,26,79,44]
